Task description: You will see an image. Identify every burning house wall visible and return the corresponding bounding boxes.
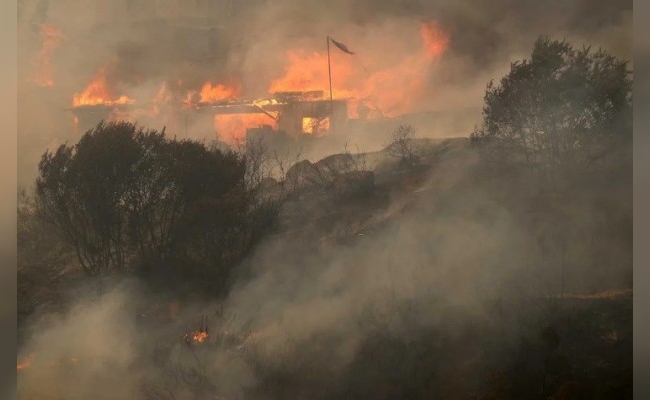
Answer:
[273,95,348,138]
[56,14,455,146]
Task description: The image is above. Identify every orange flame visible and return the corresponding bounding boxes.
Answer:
[16,353,82,371]
[302,117,330,135]
[192,331,209,343]
[184,328,209,344]
[199,81,240,103]
[67,21,449,141]
[268,20,449,119]
[360,21,449,117]
[72,69,135,107]
[420,21,449,59]
[180,81,241,109]
[269,51,358,99]
[214,114,277,143]
[31,23,65,87]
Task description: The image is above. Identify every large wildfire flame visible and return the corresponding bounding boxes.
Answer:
[31,23,66,87]
[214,114,276,143]
[199,81,241,103]
[270,21,449,118]
[72,69,136,107]
[212,20,448,142]
[180,81,242,109]
[269,51,358,99]
[69,21,448,143]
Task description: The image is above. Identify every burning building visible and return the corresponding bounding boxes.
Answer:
[69,88,351,146]
[61,17,462,147]
[201,90,349,138]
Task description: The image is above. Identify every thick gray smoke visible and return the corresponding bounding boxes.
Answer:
[17,149,534,399]
[17,138,632,398]
[17,286,140,399]
[17,1,632,398]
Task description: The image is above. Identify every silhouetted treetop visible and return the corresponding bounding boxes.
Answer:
[35,121,279,292]
[471,36,632,180]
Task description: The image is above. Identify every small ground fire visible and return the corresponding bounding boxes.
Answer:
[185,316,210,345]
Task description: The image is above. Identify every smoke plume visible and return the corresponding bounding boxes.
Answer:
[17,1,632,398]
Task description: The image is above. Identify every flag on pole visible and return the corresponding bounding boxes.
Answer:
[329,37,355,55]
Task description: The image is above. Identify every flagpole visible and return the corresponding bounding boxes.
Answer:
[327,35,333,112]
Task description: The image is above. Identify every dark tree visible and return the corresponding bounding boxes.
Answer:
[35,121,278,291]
[470,37,632,183]
[35,121,149,276]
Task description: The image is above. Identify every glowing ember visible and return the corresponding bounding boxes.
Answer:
[17,353,34,371]
[31,23,66,87]
[193,331,209,343]
[184,329,209,344]
[185,316,210,344]
[72,69,135,107]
